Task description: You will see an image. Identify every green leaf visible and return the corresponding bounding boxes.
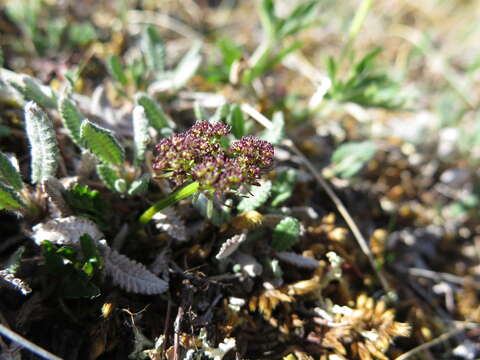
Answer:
[217,38,242,67]
[96,164,120,191]
[80,120,125,166]
[172,42,202,89]
[114,178,127,193]
[142,25,166,73]
[24,101,59,183]
[237,180,272,212]
[0,47,3,68]
[271,168,297,207]
[10,77,57,109]
[277,0,320,39]
[132,106,150,166]
[330,141,377,179]
[63,184,110,231]
[136,93,170,132]
[194,101,208,121]
[80,234,102,275]
[58,95,83,146]
[0,152,23,191]
[210,103,230,123]
[128,173,151,195]
[107,55,128,86]
[271,217,300,251]
[68,22,97,46]
[259,0,278,40]
[227,104,245,139]
[260,111,285,145]
[0,182,25,211]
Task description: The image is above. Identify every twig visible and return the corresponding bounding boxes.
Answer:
[407,267,480,290]
[243,104,392,294]
[395,323,479,360]
[173,305,184,360]
[0,324,63,360]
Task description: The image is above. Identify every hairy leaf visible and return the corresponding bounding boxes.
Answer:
[0,182,25,211]
[260,111,284,145]
[142,25,166,73]
[128,173,151,196]
[330,141,377,179]
[96,163,120,191]
[80,120,125,166]
[237,180,271,212]
[0,152,23,191]
[103,246,168,295]
[63,184,110,230]
[136,93,170,132]
[271,217,300,251]
[132,106,150,166]
[24,101,59,183]
[58,95,83,146]
[10,76,57,109]
[172,42,202,89]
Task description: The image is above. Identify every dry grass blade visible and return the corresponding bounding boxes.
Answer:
[0,323,63,360]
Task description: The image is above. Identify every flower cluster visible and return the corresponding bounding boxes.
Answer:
[153,121,274,195]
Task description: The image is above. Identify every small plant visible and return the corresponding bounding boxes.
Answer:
[139,121,274,224]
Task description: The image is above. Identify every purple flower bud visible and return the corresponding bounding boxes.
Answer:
[153,121,273,194]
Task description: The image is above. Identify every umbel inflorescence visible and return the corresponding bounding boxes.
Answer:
[153,121,274,195]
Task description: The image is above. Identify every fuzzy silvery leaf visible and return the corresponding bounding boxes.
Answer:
[42,177,71,217]
[0,269,31,295]
[10,76,57,109]
[24,101,59,183]
[216,232,247,260]
[237,180,272,212]
[96,163,120,192]
[80,119,125,166]
[330,141,377,179]
[132,105,150,165]
[0,151,23,191]
[152,207,187,242]
[142,25,166,73]
[172,42,202,89]
[136,93,170,132]
[103,246,168,295]
[260,111,284,146]
[31,216,104,246]
[58,95,83,146]
[128,173,151,196]
[0,182,25,211]
[210,103,230,123]
[194,101,208,121]
[271,216,300,251]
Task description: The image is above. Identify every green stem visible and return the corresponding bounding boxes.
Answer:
[139,181,200,225]
[340,0,375,65]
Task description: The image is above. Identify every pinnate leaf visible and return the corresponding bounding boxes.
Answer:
[80,120,125,166]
